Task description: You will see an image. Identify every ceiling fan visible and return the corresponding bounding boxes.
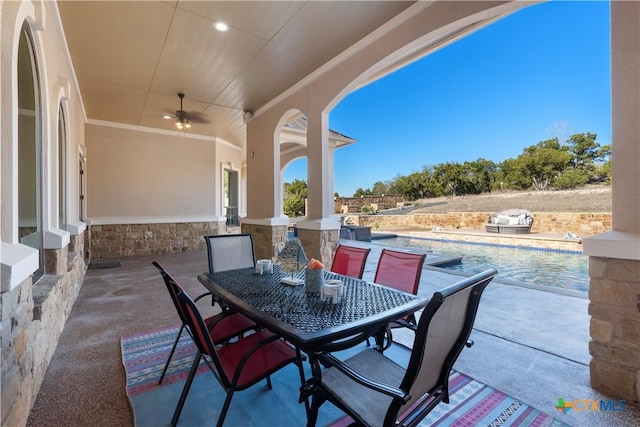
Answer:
[163,93,209,130]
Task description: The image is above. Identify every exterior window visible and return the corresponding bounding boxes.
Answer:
[58,105,67,229]
[224,169,239,226]
[18,25,44,282]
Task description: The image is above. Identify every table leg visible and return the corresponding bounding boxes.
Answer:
[374,325,393,351]
[299,353,322,424]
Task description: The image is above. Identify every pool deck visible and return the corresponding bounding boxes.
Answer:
[345,233,640,426]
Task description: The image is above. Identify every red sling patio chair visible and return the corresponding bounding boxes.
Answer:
[152,262,256,385]
[172,282,306,427]
[330,244,371,279]
[372,248,426,348]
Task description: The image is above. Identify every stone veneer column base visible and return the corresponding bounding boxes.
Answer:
[588,257,640,403]
[241,223,288,260]
[296,228,339,268]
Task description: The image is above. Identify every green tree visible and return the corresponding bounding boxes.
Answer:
[371,181,389,196]
[353,187,373,197]
[566,133,602,169]
[431,162,469,196]
[565,133,611,184]
[283,179,307,217]
[514,138,572,190]
[464,158,497,194]
[554,169,590,189]
[495,158,525,190]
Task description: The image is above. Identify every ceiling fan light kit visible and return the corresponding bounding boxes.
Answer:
[164,93,201,131]
[175,119,191,130]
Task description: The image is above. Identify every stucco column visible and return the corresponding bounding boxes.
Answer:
[583,0,640,404]
[241,113,290,260]
[304,113,334,221]
[295,112,340,264]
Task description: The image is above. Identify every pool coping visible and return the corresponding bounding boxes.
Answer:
[373,229,584,253]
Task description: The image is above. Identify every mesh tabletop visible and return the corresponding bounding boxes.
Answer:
[207,267,419,334]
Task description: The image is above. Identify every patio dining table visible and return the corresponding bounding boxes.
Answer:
[197,265,428,354]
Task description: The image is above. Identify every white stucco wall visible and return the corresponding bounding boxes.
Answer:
[85,123,241,223]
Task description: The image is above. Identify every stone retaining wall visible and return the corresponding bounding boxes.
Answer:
[89,222,223,259]
[335,195,405,213]
[354,212,611,236]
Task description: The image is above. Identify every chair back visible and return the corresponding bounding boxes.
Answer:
[174,285,228,381]
[374,249,426,295]
[394,269,497,425]
[204,234,256,273]
[152,261,190,325]
[330,244,371,279]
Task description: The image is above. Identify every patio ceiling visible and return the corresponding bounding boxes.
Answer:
[57,1,416,149]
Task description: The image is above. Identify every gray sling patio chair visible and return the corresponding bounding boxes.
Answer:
[306,269,498,427]
[203,232,263,318]
[204,233,256,273]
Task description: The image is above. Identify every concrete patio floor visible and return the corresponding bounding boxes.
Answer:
[26,239,640,427]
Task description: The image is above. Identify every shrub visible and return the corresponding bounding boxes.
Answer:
[554,169,589,189]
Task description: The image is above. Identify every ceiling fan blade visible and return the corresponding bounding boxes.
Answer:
[188,112,210,124]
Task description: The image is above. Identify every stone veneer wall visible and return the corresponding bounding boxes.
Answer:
[296,228,340,268]
[589,257,640,403]
[1,232,88,427]
[355,212,612,235]
[241,223,288,260]
[89,222,223,259]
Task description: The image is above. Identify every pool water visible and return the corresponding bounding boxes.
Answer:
[370,237,589,293]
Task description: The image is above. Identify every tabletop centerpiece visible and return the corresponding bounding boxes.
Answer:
[275,239,307,286]
[305,258,325,294]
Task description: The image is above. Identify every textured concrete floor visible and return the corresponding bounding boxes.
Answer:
[26,251,216,427]
[26,243,640,427]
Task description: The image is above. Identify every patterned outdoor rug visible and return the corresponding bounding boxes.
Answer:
[121,325,570,426]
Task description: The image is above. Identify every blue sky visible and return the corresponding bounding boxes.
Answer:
[283,1,611,197]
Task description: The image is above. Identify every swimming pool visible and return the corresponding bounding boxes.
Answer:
[370,236,589,293]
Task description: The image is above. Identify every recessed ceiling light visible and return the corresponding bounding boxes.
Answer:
[214,21,229,32]
[162,115,172,120]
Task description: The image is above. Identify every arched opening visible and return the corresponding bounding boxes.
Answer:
[18,24,44,282]
[282,157,308,219]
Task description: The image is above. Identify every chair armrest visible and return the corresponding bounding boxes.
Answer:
[392,319,417,331]
[193,291,213,303]
[194,291,235,312]
[204,309,242,329]
[318,353,409,402]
